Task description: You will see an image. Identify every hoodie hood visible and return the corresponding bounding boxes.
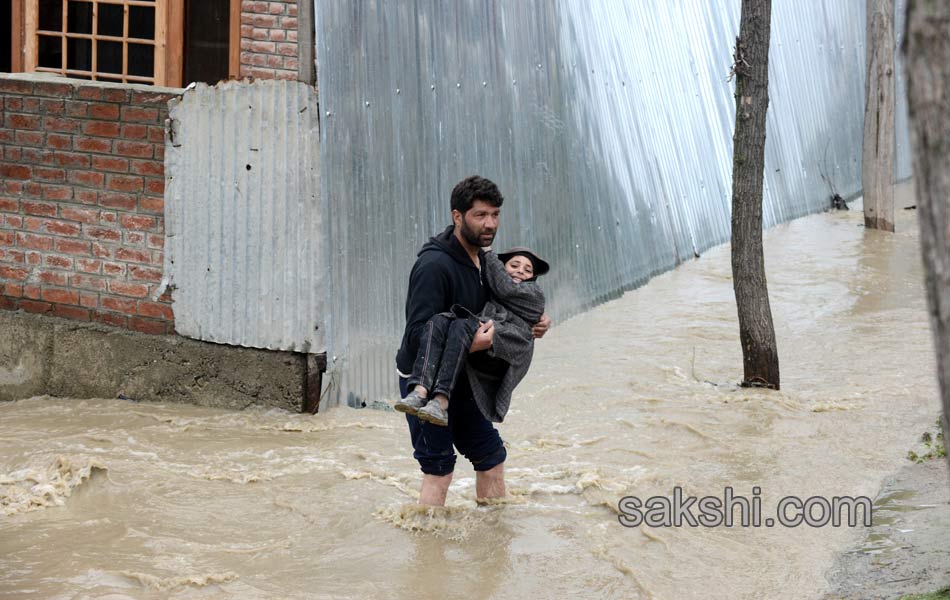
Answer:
[419,225,483,270]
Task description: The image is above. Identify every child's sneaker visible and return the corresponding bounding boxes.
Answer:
[416,400,449,427]
[394,390,426,415]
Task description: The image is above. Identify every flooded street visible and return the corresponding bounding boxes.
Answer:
[1,186,940,599]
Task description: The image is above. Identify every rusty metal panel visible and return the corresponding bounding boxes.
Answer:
[312,0,908,408]
[164,79,324,353]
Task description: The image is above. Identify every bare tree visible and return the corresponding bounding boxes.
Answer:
[905,1,950,464]
[863,0,897,232]
[730,0,779,389]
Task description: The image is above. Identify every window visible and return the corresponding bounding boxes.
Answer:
[9,0,241,87]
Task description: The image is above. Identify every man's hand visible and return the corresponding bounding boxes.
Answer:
[532,313,552,339]
[470,320,495,352]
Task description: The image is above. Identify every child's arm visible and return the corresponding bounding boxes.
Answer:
[483,252,545,324]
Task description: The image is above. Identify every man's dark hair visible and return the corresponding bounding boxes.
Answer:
[450,175,504,214]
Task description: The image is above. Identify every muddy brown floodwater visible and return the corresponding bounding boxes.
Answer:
[0,183,940,599]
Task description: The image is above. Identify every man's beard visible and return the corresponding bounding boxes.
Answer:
[460,219,495,247]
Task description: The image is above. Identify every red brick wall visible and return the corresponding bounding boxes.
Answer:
[240,0,300,80]
[0,75,176,334]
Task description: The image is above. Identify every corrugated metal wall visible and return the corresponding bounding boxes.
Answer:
[314,0,912,408]
[164,80,324,353]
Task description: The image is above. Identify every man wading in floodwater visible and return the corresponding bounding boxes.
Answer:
[395,176,551,506]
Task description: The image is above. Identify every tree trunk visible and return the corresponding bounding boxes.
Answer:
[905,1,950,467]
[731,0,779,390]
[863,0,896,232]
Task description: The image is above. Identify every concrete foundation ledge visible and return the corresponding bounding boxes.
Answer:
[0,309,306,411]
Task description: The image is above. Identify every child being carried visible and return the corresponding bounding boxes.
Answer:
[394,247,549,426]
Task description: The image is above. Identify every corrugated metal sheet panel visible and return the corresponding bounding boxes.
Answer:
[312,0,911,408]
[164,80,324,353]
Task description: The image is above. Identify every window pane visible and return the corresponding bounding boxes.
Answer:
[38,0,63,32]
[128,5,155,40]
[98,75,123,83]
[97,40,122,74]
[66,37,92,71]
[128,43,154,77]
[38,35,63,69]
[66,1,93,35]
[184,0,230,84]
[98,3,124,37]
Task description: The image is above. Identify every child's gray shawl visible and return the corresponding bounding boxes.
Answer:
[466,251,545,423]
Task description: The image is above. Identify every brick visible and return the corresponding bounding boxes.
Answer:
[60,207,99,224]
[53,152,91,168]
[76,258,101,273]
[266,55,284,69]
[53,304,91,321]
[55,238,92,255]
[42,288,79,305]
[242,1,268,13]
[287,2,297,16]
[22,182,43,198]
[139,197,164,214]
[92,310,127,328]
[125,231,145,245]
[3,147,22,161]
[5,215,23,228]
[120,106,159,123]
[0,266,29,281]
[69,170,106,188]
[0,198,19,212]
[47,134,72,150]
[120,214,157,230]
[99,193,137,210]
[106,174,143,192]
[129,265,162,282]
[0,79,34,94]
[76,86,102,100]
[0,232,14,246]
[75,137,113,153]
[283,57,298,70]
[0,165,31,179]
[92,242,112,258]
[15,130,45,146]
[83,121,121,137]
[115,247,151,264]
[45,219,82,237]
[130,316,167,334]
[148,126,164,143]
[88,103,120,119]
[92,156,129,172]
[1,282,23,297]
[154,146,164,160]
[243,14,278,27]
[101,294,138,313]
[80,292,98,308]
[248,41,276,53]
[137,300,173,320]
[268,29,286,42]
[15,232,53,251]
[45,255,73,269]
[103,262,125,275]
[43,117,81,133]
[23,284,40,299]
[40,99,65,114]
[268,1,285,14]
[84,226,122,242]
[20,299,52,314]
[130,159,162,177]
[76,190,98,205]
[100,212,116,224]
[131,90,176,105]
[102,88,131,103]
[145,179,164,195]
[115,141,153,158]
[26,251,41,265]
[33,81,74,98]
[42,185,73,201]
[287,29,297,42]
[33,167,66,182]
[0,296,19,310]
[66,102,89,117]
[277,43,297,56]
[248,53,268,67]
[108,280,149,298]
[6,113,41,129]
[70,274,107,291]
[23,201,57,217]
[120,124,148,140]
[23,216,43,232]
[280,16,297,29]
[38,270,68,286]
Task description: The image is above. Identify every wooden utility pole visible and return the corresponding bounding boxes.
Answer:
[730,0,779,390]
[905,0,950,464]
[863,0,896,232]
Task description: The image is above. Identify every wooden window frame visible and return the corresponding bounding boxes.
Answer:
[10,0,243,88]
